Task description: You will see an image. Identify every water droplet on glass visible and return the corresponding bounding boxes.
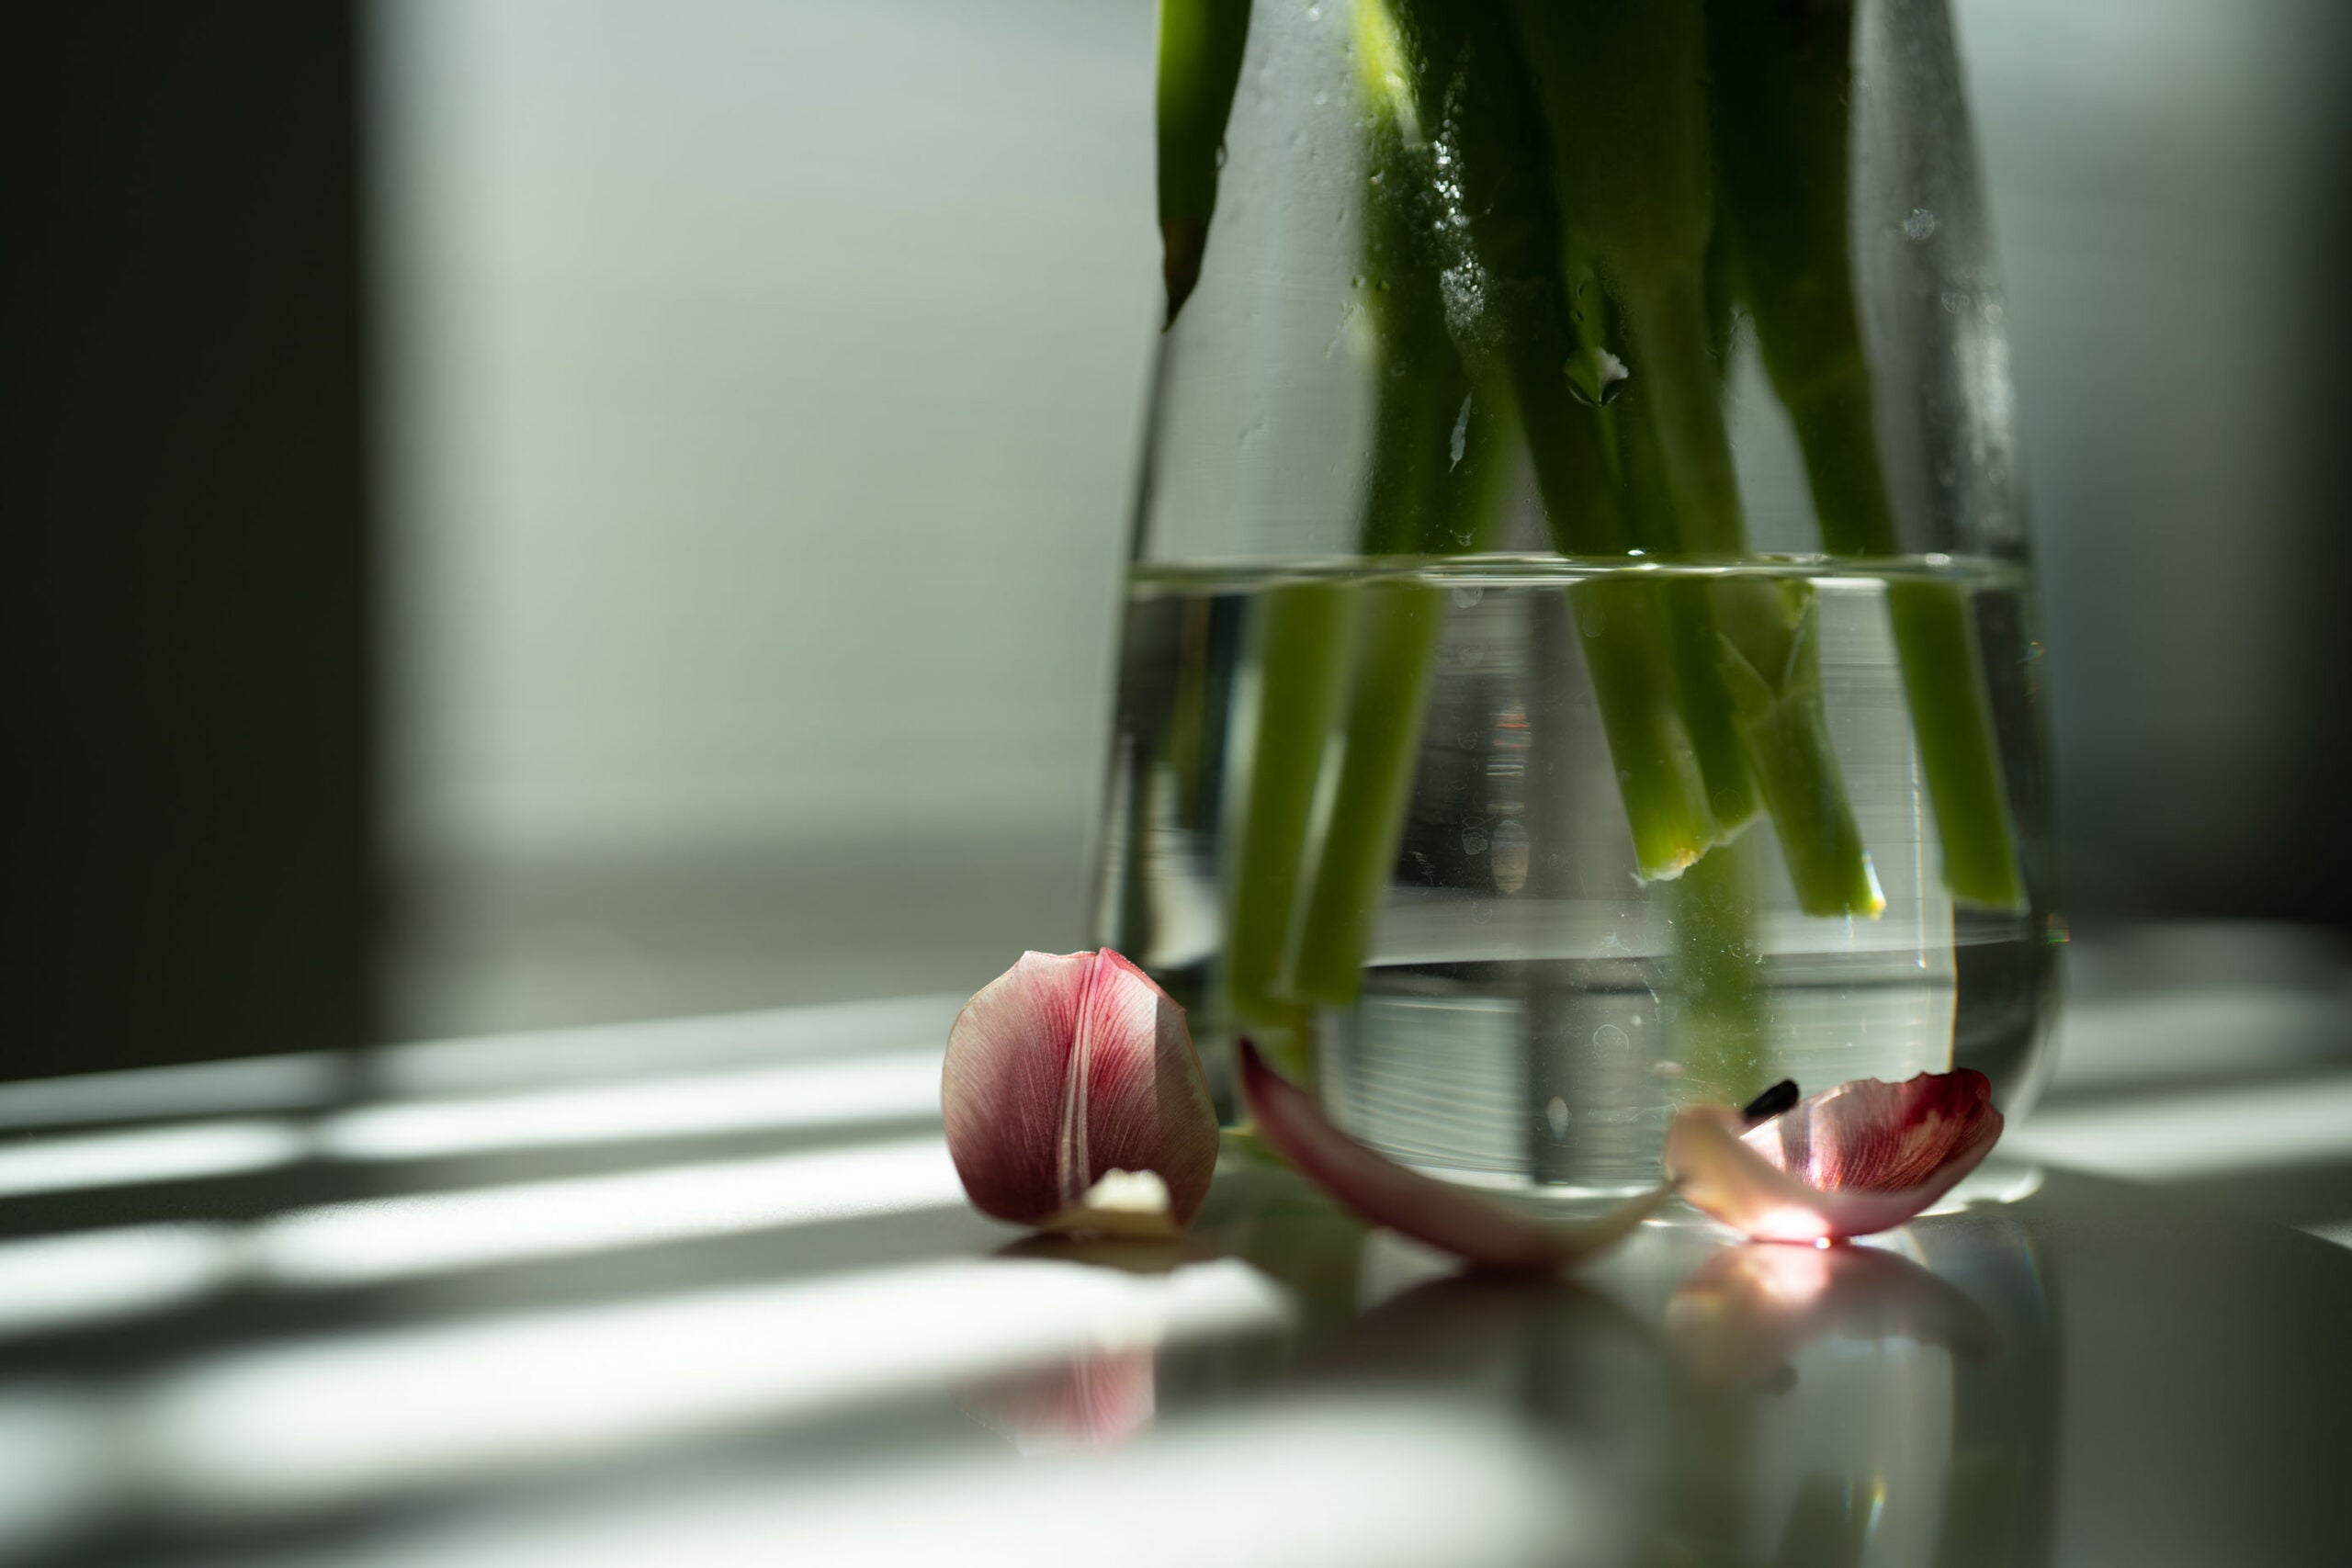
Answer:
[1566,347,1630,406]
[1313,88,1329,107]
[1982,299,2006,325]
[1940,289,1969,314]
[1546,1097,1571,1141]
[1213,142,1228,170]
[1592,1023,1631,1056]
[1452,584,1483,609]
[1461,828,1489,856]
[1449,395,1473,469]
[1903,208,1938,241]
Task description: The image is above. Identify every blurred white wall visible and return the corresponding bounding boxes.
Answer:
[1955,0,2348,915]
[373,0,1159,1033]
[373,0,2348,1038]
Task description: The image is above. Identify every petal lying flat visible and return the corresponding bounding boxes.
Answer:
[943,950,1219,1234]
[1742,1070,2003,1192]
[1665,1069,2003,1242]
[1238,1041,1666,1272]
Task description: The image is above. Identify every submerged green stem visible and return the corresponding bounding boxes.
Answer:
[1713,577,1887,917]
[1889,581,2024,908]
[1569,578,1724,881]
[1290,582,1447,1008]
[1671,839,1770,1106]
[1224,580,1358,1055]
[1707,0,2024,909]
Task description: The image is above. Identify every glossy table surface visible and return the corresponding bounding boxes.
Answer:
[0,995,2346,1567]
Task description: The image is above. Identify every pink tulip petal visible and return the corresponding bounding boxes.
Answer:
[1665,1069,2003,1242]
[1238,1040,1666,1272]
[943,950,1218,1235]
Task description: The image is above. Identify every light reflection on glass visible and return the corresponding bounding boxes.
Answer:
[0,1055,340,1132]
[373,996,964,1099]
[2005,1071,2352,1179]
[126,1256,1293,1513]
[0,1121,309,1200]
[1664,1241,1999,1405]
[316,1049,943,1162]
[0,1224,240,1343]
[0,1139,973,1332]
[181,1402,1602,1568]
[0,1390,113,1561]
[960,1347,1159,1454]
[0,998,965,1140]
[254,1135,969,1287]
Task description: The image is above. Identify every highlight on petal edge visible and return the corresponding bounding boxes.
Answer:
[1665,1069,2004,1243]
[1237,1039,1666,1272]
[942,950,1219,1238]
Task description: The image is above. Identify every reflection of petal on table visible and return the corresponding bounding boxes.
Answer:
[1295,1269,1660,1389]
[1666,1243,2000,1403]
[962,1348,1158,1454]
[119,1255,1289,1513]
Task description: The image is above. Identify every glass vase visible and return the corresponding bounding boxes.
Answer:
[1094,0,2058,1194]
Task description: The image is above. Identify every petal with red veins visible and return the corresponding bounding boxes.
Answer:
[1238,1040,1666,1272]
[1665,1069,2004,1242]
[942,950,1218,1236]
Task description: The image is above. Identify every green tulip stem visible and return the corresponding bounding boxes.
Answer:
[1706,0,2024,908]
[1156,0,1252,326]
[1288,581,1446,1009]
[1222,579,1358,1077]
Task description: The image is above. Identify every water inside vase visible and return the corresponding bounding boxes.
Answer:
[1096,555,2056,1195]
